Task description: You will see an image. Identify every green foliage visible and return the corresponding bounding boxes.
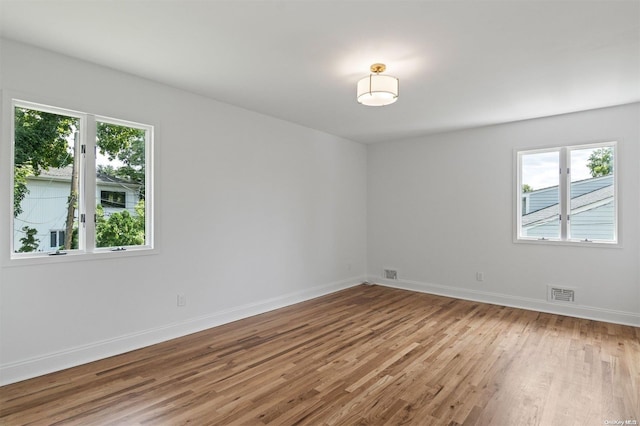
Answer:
[13,108,76,217]
[522,184,534,193]
[13,165,33,217]
[14,107,75,172]
[14,108,147,252]
[587,147,613,178]
[17,226,40,252]
[96,201,145,247]
[97,165,118,178]
[69,227,79,250]
[97,122,146,199]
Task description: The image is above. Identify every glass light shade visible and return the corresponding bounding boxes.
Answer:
[357,74,399,106]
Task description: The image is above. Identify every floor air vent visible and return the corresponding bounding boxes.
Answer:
[548,286,575,303]
[383,269,398,280]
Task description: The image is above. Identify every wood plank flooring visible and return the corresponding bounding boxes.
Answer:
[1,285,639,425]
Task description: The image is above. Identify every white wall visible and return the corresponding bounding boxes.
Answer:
[0,39,368,385]
[368,103,640,326]
[1,38,637,387]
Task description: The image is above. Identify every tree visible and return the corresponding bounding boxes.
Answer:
[587,147,613,178]
[97,123,146,199]
[59,137,81,249]
[14,108,75,170]
[13,108,75,217]
[96,201,145,247]
[14,109,147,252]
[96,164,118,179]
[17,226,40,253]
[94,123,147,248]
[522,184,534,193]
[13,165,33,218]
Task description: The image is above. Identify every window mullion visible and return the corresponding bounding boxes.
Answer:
[559,148,568,240]
[83,115,97,252]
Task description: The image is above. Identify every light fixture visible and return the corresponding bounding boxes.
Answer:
[356,63,399,106]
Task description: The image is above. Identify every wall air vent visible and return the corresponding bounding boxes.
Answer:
[548,286,576,303]
[383,269,398,280]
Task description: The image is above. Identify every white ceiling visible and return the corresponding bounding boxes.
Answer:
[1,1,639,144]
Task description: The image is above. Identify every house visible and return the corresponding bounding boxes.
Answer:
[13,166,141,252]
[0,1,638,424]
[522,174,615,240]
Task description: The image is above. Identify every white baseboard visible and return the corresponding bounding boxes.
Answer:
[0,276,365,386]
[369,276,640,327]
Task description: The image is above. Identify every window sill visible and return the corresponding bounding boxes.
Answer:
[513,238,620,249]
[5,247,158,268]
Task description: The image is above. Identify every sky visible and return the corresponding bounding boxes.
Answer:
[521,148,598,190]
[67,132,124,168]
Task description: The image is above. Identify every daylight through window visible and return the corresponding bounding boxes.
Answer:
[11,100,153,258]
[517,142,617,244]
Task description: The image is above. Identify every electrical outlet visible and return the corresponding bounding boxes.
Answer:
[177,294,186,307]
[476,272,484,282]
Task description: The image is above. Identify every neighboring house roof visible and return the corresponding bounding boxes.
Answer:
[522,185,613,227]
[28,165,140,188]
[525,174,613,215]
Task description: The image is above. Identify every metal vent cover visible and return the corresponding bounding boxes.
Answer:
[548,286,575,303]
[383,269,398,280]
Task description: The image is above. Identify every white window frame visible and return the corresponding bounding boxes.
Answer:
[515,141,618,246]
[8,98,155,263]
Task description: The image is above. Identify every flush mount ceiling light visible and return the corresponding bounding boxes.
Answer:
[356,63,399,106]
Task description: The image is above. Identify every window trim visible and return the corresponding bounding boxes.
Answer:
[514,141,619,247]
[7,97,156,263]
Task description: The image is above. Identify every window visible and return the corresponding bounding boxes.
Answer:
[11,100,153,259]
[100,191,126,208]
[50,230,66,250]
[516,142,617,244]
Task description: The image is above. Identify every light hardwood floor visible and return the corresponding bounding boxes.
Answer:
[1,285,638,425]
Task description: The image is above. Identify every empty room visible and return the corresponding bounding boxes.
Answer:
[0,1,638,425]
